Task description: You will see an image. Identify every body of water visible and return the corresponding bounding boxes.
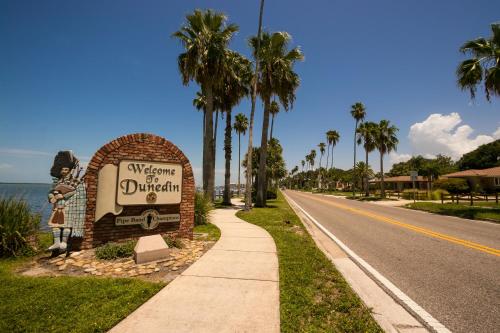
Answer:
[0,183,52,231]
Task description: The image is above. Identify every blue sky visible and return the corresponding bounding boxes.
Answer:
[1,0,499,184]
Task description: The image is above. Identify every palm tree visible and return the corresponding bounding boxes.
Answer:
[234,113,249,197]
[309,149,316,170]
[290,165,299,188]
[250,31,304,207]
[357,121,377,196]
[318,142,326,188]
[354,162,374,191]
[457,23,500,101]
[301,159,305,172]
[269,100,280,139]
[221,52,252,205]
[244,0,265,211]
[374,120,399,198]
[326,130,340,169]
[350,102,366,196]
[173,9,238,200]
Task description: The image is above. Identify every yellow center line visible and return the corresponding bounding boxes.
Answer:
[292,192,500,257]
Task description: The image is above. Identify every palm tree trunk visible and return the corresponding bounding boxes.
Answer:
[211,110,219,199]
[223,110,232,205]
[326,143,330,172]
[365,148,369,196]
[318,155,322,189]
[270,113,275,140]
[256,98,271,207]
[353,120,358,197]
[245,0,264,211]
[237,133,241,197]
[380,152,385,198]
[331,145,334,170]
[204,84,215,201]
[202,110,208,194]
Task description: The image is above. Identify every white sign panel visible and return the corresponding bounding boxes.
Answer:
[117,160,182,205]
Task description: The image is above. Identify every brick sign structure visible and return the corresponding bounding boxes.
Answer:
[80,133,194,249]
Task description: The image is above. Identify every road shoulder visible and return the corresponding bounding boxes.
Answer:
[283,191,431,333]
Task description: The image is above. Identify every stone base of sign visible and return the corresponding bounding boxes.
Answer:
[134,235,170,264]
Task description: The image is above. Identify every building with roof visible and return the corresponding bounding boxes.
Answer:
[442,166,500,192]
[369,175,430,192]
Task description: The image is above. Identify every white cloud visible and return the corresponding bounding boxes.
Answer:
[0,148,51,157]
[407,113,496,160]
[493,126,500,140]
[389,152,411,164]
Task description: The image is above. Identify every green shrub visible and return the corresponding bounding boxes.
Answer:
[163,235,184,248]
[434,178,469,194]
[195,192,213,225]
[251,189,278,201]
[431,189,449,200]
[0,197,41,257]
[95,240,136,260]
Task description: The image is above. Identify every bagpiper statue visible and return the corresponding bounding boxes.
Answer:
[47,151,86,253]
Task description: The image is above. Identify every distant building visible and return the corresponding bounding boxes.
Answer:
[369,176,430,192]
[442,166,500,192]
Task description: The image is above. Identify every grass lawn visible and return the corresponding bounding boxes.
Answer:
[193,222,221,241]
[405,202,500,222]
[0,257,163,333]
[236,192,382,333]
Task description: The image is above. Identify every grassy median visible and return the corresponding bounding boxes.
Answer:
[236,192,382,333]
[405,202,500,223]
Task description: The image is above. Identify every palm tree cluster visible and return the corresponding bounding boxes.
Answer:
[351,103,399,197]
[174,6,303,208]
[288,102,398,198]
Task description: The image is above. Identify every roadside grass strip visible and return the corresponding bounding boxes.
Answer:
[405,202,500,223]
[236,192,382,333]
[0,258,164,333]
[294,192,500,257]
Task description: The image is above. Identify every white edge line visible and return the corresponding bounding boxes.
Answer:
[283,192,452,333]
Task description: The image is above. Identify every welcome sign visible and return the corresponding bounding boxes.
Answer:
[117,160,183,205]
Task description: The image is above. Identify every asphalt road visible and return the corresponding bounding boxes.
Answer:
[285,190,500,333]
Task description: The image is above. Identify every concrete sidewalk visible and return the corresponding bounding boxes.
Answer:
[110,202,280,333]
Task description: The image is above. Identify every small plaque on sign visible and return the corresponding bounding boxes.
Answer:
[115,209,180,230]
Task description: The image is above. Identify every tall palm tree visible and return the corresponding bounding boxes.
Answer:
[290,165,298,189]
[250,31,304,207]
[173,9,238,200]
[357,121,377,196]
[457,23,500,101]
[234,113,249,197]
[318,142,326,189]
[222,52,252,205]
[269,100,280,139]
[350,102,366,196]
[245,0,265,211]
[309,149,316,170]
[301,159,305,172]
[326,130,340,169]
[374,120,399,198]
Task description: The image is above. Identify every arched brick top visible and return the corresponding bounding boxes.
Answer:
[86,133,193,178]
[81,133,195,249]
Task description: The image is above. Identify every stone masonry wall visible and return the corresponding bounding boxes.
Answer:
[81,133,194,249]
